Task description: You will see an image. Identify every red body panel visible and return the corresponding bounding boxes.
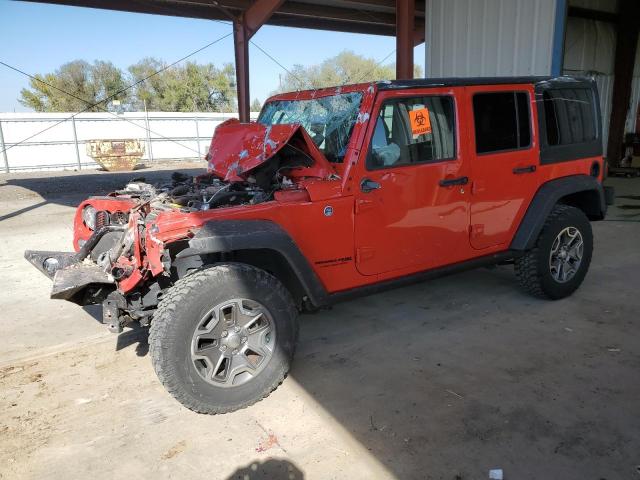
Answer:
[73,197,136,251]
[352,87,471,275]
[206,119,335,181]
[464,84,541,250]
[73,81,604,297]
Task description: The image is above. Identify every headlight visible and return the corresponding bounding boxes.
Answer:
[82,205,97,230]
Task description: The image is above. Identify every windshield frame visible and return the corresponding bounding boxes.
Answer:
[259,83,377,188]
[258,91,365,164]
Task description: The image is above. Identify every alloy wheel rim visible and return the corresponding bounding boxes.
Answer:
[549,226,584,284]
[190,298,275,388]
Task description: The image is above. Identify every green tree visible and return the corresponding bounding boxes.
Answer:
[250,98,262,112]
[127,58,236,112]
[19,60,129,112]
[274,50,423,93]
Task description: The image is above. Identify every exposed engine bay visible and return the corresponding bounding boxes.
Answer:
[82,167,300,291]
[116,171,273,213]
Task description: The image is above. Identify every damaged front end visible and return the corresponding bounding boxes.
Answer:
[25,87,367,333]
[24,116,344,333]
[25,208,151,332]
[25,225,124,301]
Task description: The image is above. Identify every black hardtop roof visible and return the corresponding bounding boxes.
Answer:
[376,75,595,90]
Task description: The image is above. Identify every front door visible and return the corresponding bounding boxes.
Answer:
[354,89,471,276]
[465,85,541,250]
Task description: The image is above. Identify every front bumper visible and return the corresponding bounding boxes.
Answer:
[24,250,114,301]
[24,225,124,302]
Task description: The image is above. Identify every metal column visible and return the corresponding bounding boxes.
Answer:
[396,0,415,80]
[194,116,201,158]
[606,0,640,166]
[71,116,82,170]
[144,101,154,162]
[0,120,8,173]
[233,20,250,123]
[228,0,284,123]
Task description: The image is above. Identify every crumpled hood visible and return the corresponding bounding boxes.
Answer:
[206,119,336,182]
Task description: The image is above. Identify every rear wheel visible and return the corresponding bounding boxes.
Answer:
[515,205,593,299]
[149,263,298,414]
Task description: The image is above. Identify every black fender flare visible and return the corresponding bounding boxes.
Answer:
[510,174,606,251]
[175,220,329,306]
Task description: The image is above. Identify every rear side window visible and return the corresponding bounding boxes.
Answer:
[542,88,597,145]
[367,95,456,169]
[473,92,531,154]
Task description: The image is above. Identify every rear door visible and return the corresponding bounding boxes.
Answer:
[465,85,540,250]
[354,88,471,275]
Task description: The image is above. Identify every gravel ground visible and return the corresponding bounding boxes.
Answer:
[0,168,638,480]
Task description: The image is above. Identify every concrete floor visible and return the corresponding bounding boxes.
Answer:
[0,167,638,480]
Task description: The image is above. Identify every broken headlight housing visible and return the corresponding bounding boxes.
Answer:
[82,205,97,230]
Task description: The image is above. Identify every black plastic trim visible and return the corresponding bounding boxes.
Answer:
[377,76,553,90]
[510,175,606,251]
[327,251,517,305]
[535,78,603,164]
[176,221,524,309]
[175,220,329,306]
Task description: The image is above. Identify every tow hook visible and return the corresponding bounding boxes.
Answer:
[102,293,124,333]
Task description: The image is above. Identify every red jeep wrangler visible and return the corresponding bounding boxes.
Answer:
[26,76,613,414]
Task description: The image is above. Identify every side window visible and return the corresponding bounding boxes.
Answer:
[473,92,531,154]
[367,96,456,169]
[542,88,597,146]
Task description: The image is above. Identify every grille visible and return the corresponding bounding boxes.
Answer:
[110,211,129,225]
[95,211,109,229]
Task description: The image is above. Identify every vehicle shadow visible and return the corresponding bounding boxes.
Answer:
[0,166,206,217]
[116,324,149,357]
[225,458,304,480]
[105,251,639,478]
[286,265,639,479]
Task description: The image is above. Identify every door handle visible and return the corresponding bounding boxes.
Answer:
[513,165,537,174]
[360,178,381,193]
[439,176,468,187]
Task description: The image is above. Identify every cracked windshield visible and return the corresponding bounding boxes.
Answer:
[257,92,363,162]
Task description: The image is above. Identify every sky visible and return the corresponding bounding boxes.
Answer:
[0,1,425,112]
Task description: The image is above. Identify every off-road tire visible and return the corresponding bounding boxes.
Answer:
[149,263,298,414]
[515,204,593,300]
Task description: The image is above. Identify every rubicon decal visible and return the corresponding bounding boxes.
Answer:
[315,256,352,266]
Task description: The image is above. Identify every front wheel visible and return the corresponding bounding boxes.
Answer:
[515,204,593,300]
[149,263,298,414]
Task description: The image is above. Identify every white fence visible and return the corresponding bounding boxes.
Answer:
[0,111,259,173]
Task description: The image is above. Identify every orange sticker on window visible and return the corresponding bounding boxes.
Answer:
[409,108,432,135]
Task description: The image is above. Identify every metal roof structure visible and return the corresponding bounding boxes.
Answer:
[24,0,425,39]
[21,0,425,122]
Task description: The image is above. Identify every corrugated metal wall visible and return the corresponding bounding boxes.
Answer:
[425,0,558,77]
[563,13,640,147]
[425,0,639,149]
[626,38,640,135]
[562,16,616,147]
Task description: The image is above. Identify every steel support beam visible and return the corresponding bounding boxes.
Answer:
[396,0,415,80]
[232,0,284,123]
[233,21,250,123]
[606,0,639,166]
